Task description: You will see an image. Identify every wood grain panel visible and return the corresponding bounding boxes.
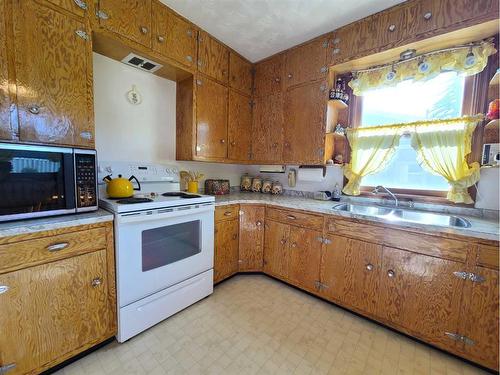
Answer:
[229,52,253,96]
[284,37,328,88]
[195,75,228,159]
[266,207,323,231]
[0,250,111,375]
[263,220,290,279]
[0,0,14,141]
[238,205,265,272]
[198,30,229,83]
[251,92,283,164]
[325,218,469,262]
[0,227,107,274]
[284,80,328,164]
[372,6,406,49]
[12,0,94,147]
[152,1,197,69]
[287,226,322,292]
[461,266,499,370]
[254,53,284,97]
[378,246,465,349]
[98,0,152,48]
[46,0,87,17]
[215,204,239,222]
[176,76,194,160]
[476,244,499,270]
[227,89,252,162]
[214,219,239,283]
[320,235,382,316]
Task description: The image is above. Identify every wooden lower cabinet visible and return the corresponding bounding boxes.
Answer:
[214,218,239,283]
[238,205,265,272]
[263,220,290,279]
[319,235,382,316]
[378,246,465,350]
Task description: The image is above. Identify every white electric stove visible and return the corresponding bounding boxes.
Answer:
[98,161,215,342]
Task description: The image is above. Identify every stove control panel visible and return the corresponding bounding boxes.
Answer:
[98,161,179,183]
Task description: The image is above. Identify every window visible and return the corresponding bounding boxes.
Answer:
[359,72,467,192]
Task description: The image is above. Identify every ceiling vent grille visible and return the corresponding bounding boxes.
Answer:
[121,53,163,73]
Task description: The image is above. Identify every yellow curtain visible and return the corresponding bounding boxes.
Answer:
[342,126,401,195]
[411,116,481,204]
[349,40,496,96]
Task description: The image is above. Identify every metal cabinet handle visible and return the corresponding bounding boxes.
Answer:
[332,37,340,45]
[280,239,286,245]
[387,269,395,278]
[157,35,165,43]
[423,12,432,20]
[274,77,281,83]
[230,141,236,147]
[272,142,278,148]
[287,73,293,79]
[46,242,69,252]
[140,26,149,34]
[80,131,93,140]
[73,0,87,10]
[332,48,340,55]
[256,221,262,227]
[366,264,374,271]
[0,363,16,373]
[232,234,238,240]
[223,211,232,216]
[388,24,396,32]
[291,242,297,248]
[91,277,102,288]
[286,215,296,220]
[96,10,109,19]
[186,29,193,37]
[28,105,40,115]
[0,285,9,295]
[186,55,193,62]
[220,139,225,144]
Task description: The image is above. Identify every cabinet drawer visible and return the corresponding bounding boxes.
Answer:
[325,217,469,263]
[477,244,499,270]
[0,227,107,273]
[266,208,323,230]
[215,205,240,222]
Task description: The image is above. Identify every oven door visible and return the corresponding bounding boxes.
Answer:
[115,204,214,307]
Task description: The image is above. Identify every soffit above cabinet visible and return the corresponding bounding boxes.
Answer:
[160,0,406,62]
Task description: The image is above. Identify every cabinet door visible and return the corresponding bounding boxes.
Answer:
[287,226,322,292]
[0,250,110,375]
[254,54,284,97]
[228,89,252,162]
[0,0,14,141]
[195,76,228,159]
[12,0,94,147]
[284,37,328,88]
[152,1,196,69]
[320,236,382,316]
[461,266,499,370]
[214,219,239,283]
[378,246,465,349]
[46,0,88,17]
[238,205,265,272]
[229,52,253,96]
[263,220,290,279]
[98,0,152,47]
[252,93,283,164]
[198,31,229,83]
[372,6,406,49]
[284,80,327,164]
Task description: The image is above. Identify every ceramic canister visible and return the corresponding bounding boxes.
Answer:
[261,179,272,193]
[251,177,263,192]
[240,174,252,191]
[271,181,283,195]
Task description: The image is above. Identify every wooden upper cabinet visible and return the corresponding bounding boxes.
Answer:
[320,235,382,316]
[195,76,228,159]
[378,246,465,350]
[0,0,14,141]
[284,80,328,164]
[214,219,239,283]
[263,220,290,279]
[229,52,253,96]
[228,89,252,162]
[97,0,152,48]
[287,226,322,292]
[461,265,499,370]
[0,250,110,375]
[254,53,284,97]
[238,205,265,272]
[12,0,94,147]
[371,6,406,49]
[152,1,197,69]
[46,0,88,17]
[252,92,284,164]
[284,37,328,88]
[198,31,229,83]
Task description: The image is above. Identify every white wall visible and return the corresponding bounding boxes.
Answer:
[93,52,343,192]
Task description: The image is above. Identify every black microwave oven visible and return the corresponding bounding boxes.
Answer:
[0,143,98,222]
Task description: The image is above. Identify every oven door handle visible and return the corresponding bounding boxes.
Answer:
[116,204,214,224]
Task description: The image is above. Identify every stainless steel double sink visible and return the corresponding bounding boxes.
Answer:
[332,203,471,228]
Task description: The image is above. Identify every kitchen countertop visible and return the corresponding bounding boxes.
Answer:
[215,192,500,242]
[0,209,114,238]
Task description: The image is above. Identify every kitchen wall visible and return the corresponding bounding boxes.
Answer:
[93,52,343,193]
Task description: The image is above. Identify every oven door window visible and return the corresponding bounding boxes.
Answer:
[142,220,201,272]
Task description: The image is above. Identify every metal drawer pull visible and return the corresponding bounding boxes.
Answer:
[91,277,102,288]
[28,105,40,115]
[286,215,296,220]
[365,264,374,271]
[423,12,432,20]
[96,10,109,20]
[387,269,395,278]
[223,211,232,216]
[46,242,69,252]
[0,363,16,373]
[140,26,149,34]
[0,285,9,295]
[256,221,262,227]
[157,35,165,43]
[388,24,396,32]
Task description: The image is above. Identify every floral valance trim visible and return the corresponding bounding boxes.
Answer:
[348,40,496,96]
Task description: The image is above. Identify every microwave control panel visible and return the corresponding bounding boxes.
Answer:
[75,152,97,209]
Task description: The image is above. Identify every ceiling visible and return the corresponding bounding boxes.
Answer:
[160,0,406,62]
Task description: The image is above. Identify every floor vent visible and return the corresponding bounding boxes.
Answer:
[121,53,163,73]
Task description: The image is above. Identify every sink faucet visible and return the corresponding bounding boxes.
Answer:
[372,185,398,207]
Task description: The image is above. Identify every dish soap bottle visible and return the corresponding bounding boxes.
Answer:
[332,183,341,201]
